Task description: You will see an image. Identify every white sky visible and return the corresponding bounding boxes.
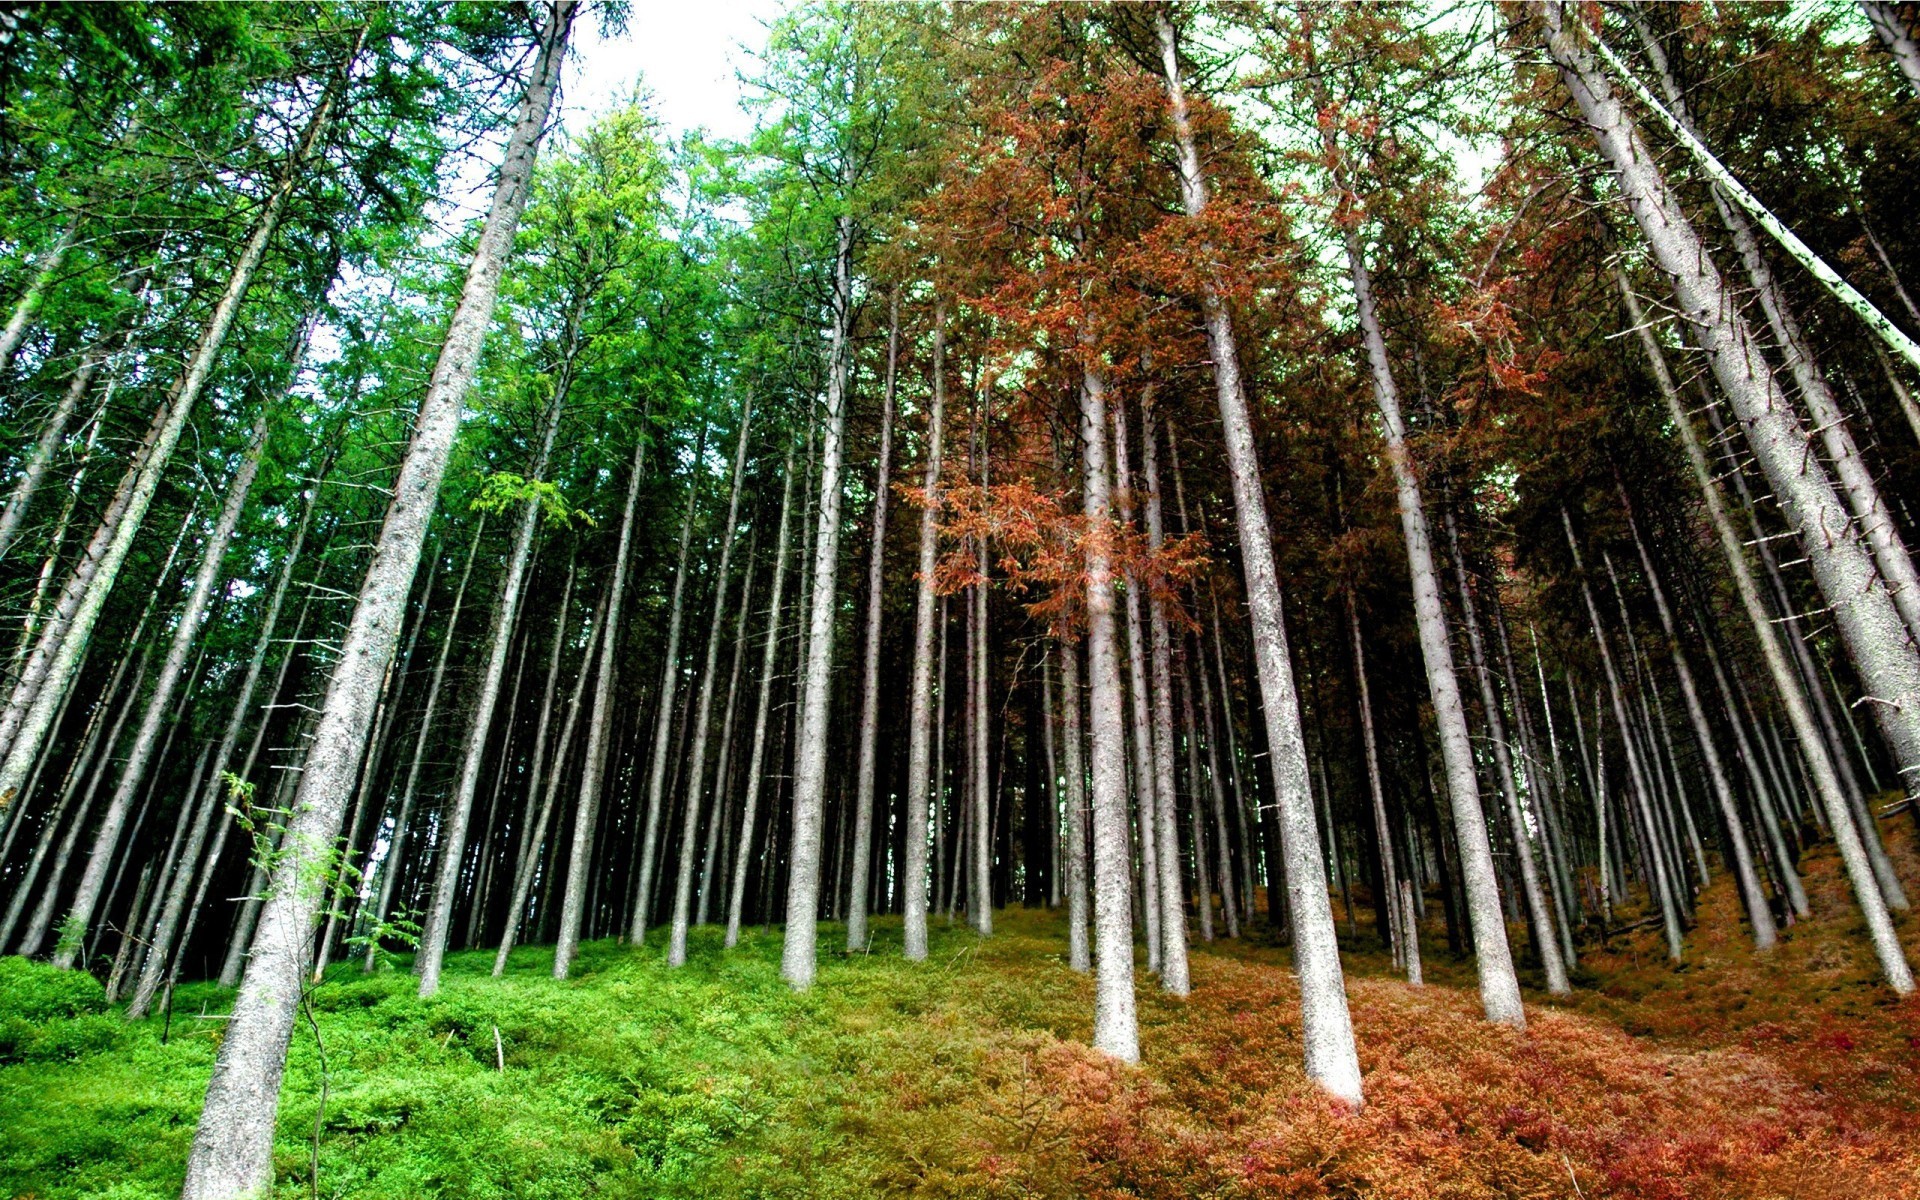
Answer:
[560,2,784,145]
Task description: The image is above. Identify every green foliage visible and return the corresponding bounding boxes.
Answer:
[468,471,590,528]
[0,956,117,1064]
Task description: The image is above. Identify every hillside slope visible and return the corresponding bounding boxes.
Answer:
[4,826,1918,1199]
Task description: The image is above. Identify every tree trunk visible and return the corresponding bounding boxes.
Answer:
[780,211,855,991]
[727,449,797,949]
[1544,3,1920,817]
[495,573,595,975]
[418,374,570,995]
[54,410,270,968]
[1444,510,1569,994]
[1863,1,1920,97]
[1060,637,1090,971]
[1123,395,1186,987]
[1347,593,1405,971]
[700,528,757,928]
[181,11,572,1193]
[0,343,103,561]
[1607,264,1909,988]
[1156,8,1364,1100]
[903,307,945,959]
[125,456,323,1017]
[0,217,75,382]
[1109,415,1160,972]
[557,436,643,979]
[1080,360,1139,1064]
[669,401,754,965]
[360,518,486,971]
[969,413,992,936]
[0,56,355,814]
[846,294,898,952]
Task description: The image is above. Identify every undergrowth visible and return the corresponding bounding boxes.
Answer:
[3,819,1918,1198]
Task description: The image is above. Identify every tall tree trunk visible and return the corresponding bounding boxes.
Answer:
[1325,117,1524,1023]
[557,436,643,979]
[968,411,993,936]
[1123,395,1186,987]
[0,343,103,561]
[495,573,595,975]
[1080,359,1139,1063]
[125,455,323,1017]
[1347,593,1405,970]
[780,211,855,991]
[846,294,898,952]
[700,530,757,928]
[0,217,75,382]
[1060,637,1090,971]
[1566,512,1689,960]
[1863,1,1920,97]
[360,518,486,971]
[1544,3,1920,819]
[1607,265,1909,987]
[903,308,946,960]
[1156,9,1364,1099]
[181,12,572,1193]
[669,402,754,965]
[629,424,705,943]
[727,449,797,949]
[0,53,357,813]
[54,411,270,968]
[1444,510,1569,994]
[1109,403,1161,972]
[418,376,570,995]
[1628,495,1774,944]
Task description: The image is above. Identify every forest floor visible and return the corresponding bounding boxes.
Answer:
[4,821,1920,1200]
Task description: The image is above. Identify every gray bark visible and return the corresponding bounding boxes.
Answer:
[1347,593,1405,972]
[0,62,352,814]
[631,424,705,944]
[902,308,946,961]
[1444,511,1569,994]
[727,449,797,949]
[54,411,270,968]
[494,572,595,975]
[1863,2,1920,101]
[181,12,572,1193]
[0,217,75,382]
[0,344,103,561]
[846,295,898,952]
[557,436,643,979]
[1079,360,1139,1063]
[1545,2,1920,818]
[1157,8,1363,1100]
[780,212,855,991]
[1606,264,1910,988]
[1060,637,1090,972]
[669,401,753,965]
[417,376,569,995]
[125,452,322,1017]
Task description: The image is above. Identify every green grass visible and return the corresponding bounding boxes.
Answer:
[0,916,1100,1200]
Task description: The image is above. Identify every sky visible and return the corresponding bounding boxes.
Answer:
[560,1,783,145]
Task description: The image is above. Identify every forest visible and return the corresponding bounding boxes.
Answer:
[1,0,1919,1196]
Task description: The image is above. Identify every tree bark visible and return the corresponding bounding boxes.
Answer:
[181,11,572,1193]
[780,211,855,991]
[1080,360,1139,1064]
[1445,510,1569,994]
[1544,1,1920,814]
[1060,637,1090,971]
[727,449,797,949]
[557,436,643,979]
[0,217,75,382]
[55,410,271,968]
[0,343,103,562]
[418,374,569,995]
[902,307,945,960]
[0,55,356,814]
[1607,265,1910,988]
[1156,8,1364,1099]
[846,294,898,952]
[1863,1,1920,97]
[669,401,754,965]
